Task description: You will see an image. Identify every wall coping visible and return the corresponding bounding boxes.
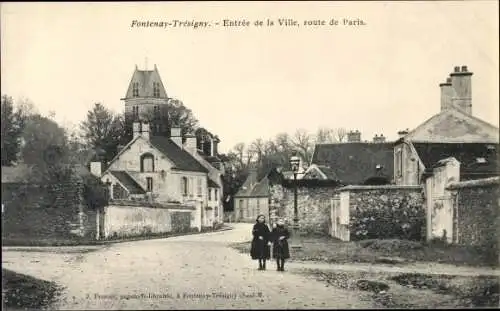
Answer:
[446,176,500,190]
[108,199,196,210]
[337,185,423,192]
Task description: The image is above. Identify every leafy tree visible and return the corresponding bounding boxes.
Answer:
[1,95,26,166]
[20,114,73,182]
[80,103,125,162]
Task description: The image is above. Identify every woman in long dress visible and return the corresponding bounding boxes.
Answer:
[250,214,271,270]
[271,218,290,272]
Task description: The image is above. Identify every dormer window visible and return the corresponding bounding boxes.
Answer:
[132,82,139,97]
[153,82,160,98]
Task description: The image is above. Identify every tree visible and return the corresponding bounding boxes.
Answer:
[334,127,348,142]
[166,98,199,134]
[1,95,26,166]
[20,114,73,182]
[232,143,246,167]
[80,103,125,162]
[291,128,314,164]
[249,138,265,165]
[315,127,337,144]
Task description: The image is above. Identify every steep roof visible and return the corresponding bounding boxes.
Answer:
[250,176,270,197]
[413,143,499,176]
[399,108,499,144]
[234,169,258,197]
[109,171,146,194]
[311,142,394,185]
[149,136,208,173]
[123,66,168,99]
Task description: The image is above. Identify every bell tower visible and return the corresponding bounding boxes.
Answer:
[121,63,170,138]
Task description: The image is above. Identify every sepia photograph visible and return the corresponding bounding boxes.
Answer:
[1,1,499,309]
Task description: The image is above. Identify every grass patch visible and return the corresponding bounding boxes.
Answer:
[230,236,496,267]
[3,224,233,247]
[2,268,63,310]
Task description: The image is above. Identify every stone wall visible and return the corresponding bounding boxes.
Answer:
[280,186,337,235]
[103,200,196,239]
[345,185,425,241]
[447,177,499,257]
[1,182,97,240]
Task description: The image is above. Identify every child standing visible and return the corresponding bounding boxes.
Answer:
[271,218,290,271]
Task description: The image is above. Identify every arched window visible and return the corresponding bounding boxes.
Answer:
[140,153,155,172]
[132,82,139,97]
[181,177,188,196]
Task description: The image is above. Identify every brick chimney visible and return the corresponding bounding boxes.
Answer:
[213,135,220,156]
[450,65,473,115]
[439,77,454,111]
[170,126,183,147]
[90,161,102,177]
[141,122,150,141]
[347,130,361,142]
[373,134,386,143]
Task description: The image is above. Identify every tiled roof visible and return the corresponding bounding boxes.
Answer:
[250,176,270,197]
[311,142,394,185]
[150,136,208,173]
[109,171,146,194]
[413,143,499,176]
[124,67,168,99]
[234,170,258,197]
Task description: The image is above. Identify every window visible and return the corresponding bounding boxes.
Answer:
[196,178,202,197]
[153,82,160,98]
[208,189,212,200]
[146,177,153,192]
[154,105,160,114]
[182,177,188,196]
[132,82,139,97]
[140,153,154,172]
[133,106,139,119]
[214,189,218,201]
[256,199,260,215]
[395,149,403,177]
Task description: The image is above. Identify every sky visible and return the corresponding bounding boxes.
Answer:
[1,1,499,153]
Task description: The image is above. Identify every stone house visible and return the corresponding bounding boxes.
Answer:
[91,64,226,227]
[94,122,222,227]
[394,65,499,186]
[233,168,271,222]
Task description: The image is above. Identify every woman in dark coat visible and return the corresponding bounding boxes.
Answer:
[271,218,290,271]
[250,214,271,270]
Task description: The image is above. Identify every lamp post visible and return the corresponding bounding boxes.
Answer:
[290,154,302,249]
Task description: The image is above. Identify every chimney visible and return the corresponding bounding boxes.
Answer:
[373,134,386,143]
[450,65,473,115]
[184,132,197,154]
[213,135,220,156]
[439,77,454,111]
[141,122,150,141]
[170,126,183,147]
[90,161,102,177]
[347,130,361,142]
[133,122,141,139]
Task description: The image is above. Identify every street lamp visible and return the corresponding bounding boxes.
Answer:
[290,153,302,249]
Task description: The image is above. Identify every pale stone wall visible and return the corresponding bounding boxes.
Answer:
[103,201,198,238]
[394,142,423,186]
[234,197,270,223]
